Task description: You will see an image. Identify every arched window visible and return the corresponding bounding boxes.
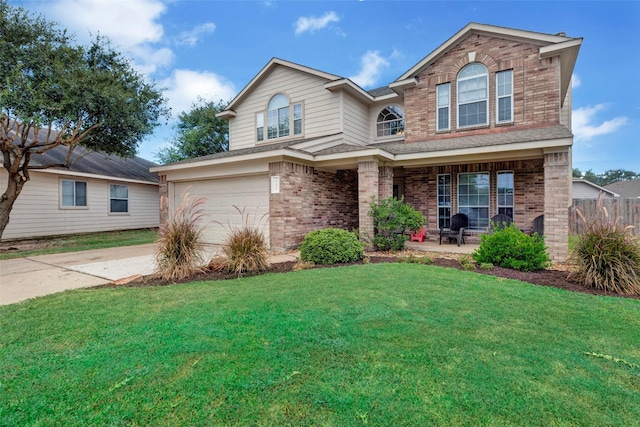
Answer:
[376,105,404,137]
[259,93,302,141]
[457,63,488,128]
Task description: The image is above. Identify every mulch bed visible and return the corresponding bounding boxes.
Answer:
[98,254,639,300]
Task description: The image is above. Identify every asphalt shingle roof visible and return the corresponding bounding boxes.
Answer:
[604,179,640,198]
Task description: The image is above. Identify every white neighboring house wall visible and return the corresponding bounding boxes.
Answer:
[0,169,159,240]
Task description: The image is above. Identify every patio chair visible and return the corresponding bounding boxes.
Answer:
[490,214,513,232]
[439,213,469,246]
[409,227,426,243]
[532,214,544,236]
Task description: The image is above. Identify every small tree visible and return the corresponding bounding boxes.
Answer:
[0,1,168,238]
[156,98,229,164]
[369,197,425,251]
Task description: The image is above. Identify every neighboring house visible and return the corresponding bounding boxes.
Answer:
[0,142,160,240]
[572,178,619,199]
[604,179,640,199]
[152,23,582,262]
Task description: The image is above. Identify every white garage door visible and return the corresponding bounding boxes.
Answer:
[174,175,269,246]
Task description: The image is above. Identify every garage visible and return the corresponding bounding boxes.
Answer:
[173,174,270,246]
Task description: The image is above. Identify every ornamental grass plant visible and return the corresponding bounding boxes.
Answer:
[155,189,207,281]
[569,196,640,295]
[218,206,270,276]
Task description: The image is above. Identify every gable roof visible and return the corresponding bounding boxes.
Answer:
[393,22,582,105]
[604,179,640,199]
[572,178,619,198]
[8,125,159,184]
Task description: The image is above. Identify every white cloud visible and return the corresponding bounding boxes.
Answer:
[572,73,581,89]
[294,11,339,35]
[177,22,216,46]
[572,104,628,142]
[160,69,236,117]
[349,51,390,88]
[42,0,170,74]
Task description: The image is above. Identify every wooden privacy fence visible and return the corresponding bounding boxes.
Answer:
[570,198,640,235]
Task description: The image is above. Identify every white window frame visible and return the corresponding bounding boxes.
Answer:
[109,183,129,214]
[457,63,489,128]
[436,83,450,131]
[376,105,405,137]
[496,70,514,124]
[437,174,451,229]
[60,179,88,209]
[264,93,302,141]
[497,171,514,219]
[457,172,490,230]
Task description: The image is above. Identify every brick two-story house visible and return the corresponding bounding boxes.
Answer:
[152,23,582,262]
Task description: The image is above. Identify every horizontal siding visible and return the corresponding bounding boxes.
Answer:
[0,170,159,240]
[230,66,341,150]
[342,92,370,145]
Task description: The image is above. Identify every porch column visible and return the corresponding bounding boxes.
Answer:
[358,159,379,245]
[379,165,394,200]
[544,150,570,262]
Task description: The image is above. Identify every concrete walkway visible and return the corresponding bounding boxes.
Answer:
[0,244,302,306]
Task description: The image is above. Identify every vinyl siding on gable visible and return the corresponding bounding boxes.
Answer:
[0,170,159,240]
[342,92,370,146]
[229,65,342,150]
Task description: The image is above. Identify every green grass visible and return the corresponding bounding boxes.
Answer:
[1,264,639,426]
[0,229,158,260]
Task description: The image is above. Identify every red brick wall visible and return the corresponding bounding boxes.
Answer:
[404,33,561,142]
[269,161,358,250]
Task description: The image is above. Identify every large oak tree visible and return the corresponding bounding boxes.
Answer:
[0,1,168,238]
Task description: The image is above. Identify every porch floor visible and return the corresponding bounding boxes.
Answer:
[404,239,478,255]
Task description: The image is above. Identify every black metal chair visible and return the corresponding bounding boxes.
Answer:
[532,214,544,236]
[490,214,513,232]
[439,213,469,246]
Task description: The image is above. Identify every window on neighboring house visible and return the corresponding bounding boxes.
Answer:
[61,179,87,207]
[110,184,129,213]
[457,63,488,128]
[497,171,514,218]
[256,113,264,141]
[437,174,451,229]
[376,105,404,137]
[436,83,450,131]
[458,172,490,230]
[265,93,302,140]
[496,70,513,123]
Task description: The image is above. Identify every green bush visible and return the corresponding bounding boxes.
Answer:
[369,197,425,251]
[459,254,476,271]
[569,201,640,295]
[473,224,550,272]
[397,254,433,265]
[300,228,364,265]
[155,191,207,281]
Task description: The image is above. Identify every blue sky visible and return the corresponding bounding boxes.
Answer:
[10,0,640,173]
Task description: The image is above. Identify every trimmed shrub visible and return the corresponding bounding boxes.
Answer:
[155,190,207,281]
[397,254,433,265]
[459,254,476,271]
[369,197,425,251]
[473,223,550,272]
[569,199,640,295]
[300,228,364,265]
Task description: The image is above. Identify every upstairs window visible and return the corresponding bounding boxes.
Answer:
[436,83,450,131]
[496,70,513,123]
[376,105,404,137]
[61,179,87,207]
[457,63,488,128]
[262,93,302,141]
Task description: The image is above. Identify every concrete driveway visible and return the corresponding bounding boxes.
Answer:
[0,244,157,306]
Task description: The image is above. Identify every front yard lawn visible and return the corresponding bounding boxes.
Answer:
[1,263,638,425]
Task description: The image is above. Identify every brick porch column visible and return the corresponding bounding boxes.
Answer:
[544,150,570,262]
[358,159,379,245]
[379,165,393,200]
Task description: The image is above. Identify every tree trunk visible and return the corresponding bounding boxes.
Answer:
[0,171,26,240]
